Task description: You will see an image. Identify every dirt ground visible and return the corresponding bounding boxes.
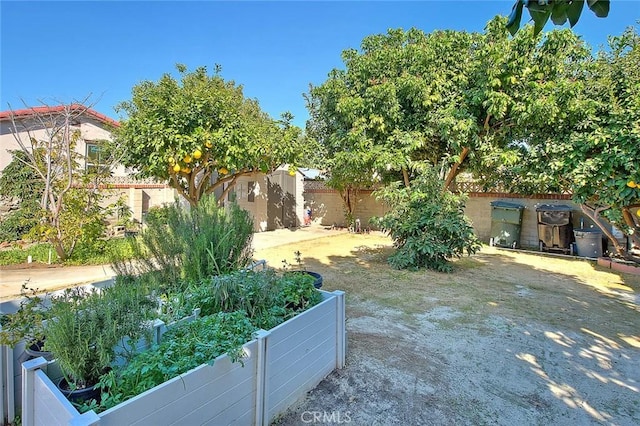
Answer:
[255,232,640,426]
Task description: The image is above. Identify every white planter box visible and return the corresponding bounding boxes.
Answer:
[20,290,345,426]
[0,308,200,424]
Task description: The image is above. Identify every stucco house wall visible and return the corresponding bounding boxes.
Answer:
[0,106,176,228]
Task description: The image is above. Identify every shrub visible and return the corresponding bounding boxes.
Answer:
[373,168,481,272]
[91,311,257,412]
[111,195,254,293]
[0,200,40,243]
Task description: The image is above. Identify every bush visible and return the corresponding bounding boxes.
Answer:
[0,200,40,243]
[111,195,254,292]
[373,169,481,272]
[0,238,135,266]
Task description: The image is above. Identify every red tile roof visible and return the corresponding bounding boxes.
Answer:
[0,104,120,127]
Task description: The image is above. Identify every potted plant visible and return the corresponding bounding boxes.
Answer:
[43,283,155,404]
[282,251,323,289]
[0,282,53,360]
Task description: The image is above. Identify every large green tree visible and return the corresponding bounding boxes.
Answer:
[507,27,640,258]
[307,17,590,196]
[116,65,309,206]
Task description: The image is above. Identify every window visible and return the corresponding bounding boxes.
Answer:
[86,142,106,173]
[248,181,256,202]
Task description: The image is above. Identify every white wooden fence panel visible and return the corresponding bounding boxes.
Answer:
[267,335,336,420]
[99,340,258,426]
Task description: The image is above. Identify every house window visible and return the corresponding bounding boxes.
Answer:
[86,142,106,173]
[248,181,256,202]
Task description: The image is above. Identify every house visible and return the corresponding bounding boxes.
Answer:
[0,105,307,234]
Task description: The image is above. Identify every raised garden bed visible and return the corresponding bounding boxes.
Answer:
[20,290,345,426]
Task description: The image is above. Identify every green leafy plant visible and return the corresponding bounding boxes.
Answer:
[44,281,156,390]
[0,282,49,348]
[90,311,257,412]
[373,168,481,272]
[279,272,322,311]
[111,194,254,294]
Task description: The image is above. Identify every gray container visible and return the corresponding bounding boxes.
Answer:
[573,229,603,258]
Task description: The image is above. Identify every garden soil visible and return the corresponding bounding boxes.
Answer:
[257,231,640,426]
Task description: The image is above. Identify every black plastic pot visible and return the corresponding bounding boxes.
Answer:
[57,377,101,404]
[24,340,54,361]
[296,271,323,289]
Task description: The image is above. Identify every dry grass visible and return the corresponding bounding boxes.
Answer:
[255,233,640,345]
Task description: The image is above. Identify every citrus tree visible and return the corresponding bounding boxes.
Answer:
[508,27,640,257]
[116,65,308,206]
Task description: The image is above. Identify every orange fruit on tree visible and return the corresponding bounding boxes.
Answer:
[168,157,175,165]
[181,167,191,174]
[205,141,213,149]
[627,181,637,188]
[193,149,202,160]
[184,155,192,164]
[219,167,228,175]
[173,163,181,172]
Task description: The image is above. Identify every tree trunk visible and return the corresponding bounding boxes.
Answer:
[621,206,640,255]
[579,204,625,256]
[443,146,470,191]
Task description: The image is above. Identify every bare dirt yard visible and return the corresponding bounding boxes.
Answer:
[254,232,640,426]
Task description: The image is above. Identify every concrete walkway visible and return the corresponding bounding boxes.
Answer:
[0,225,343,302]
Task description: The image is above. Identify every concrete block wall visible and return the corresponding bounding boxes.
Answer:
[464,193,583,248]
[303,181,608,249]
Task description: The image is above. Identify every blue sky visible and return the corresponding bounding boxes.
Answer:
[1,1,638,128]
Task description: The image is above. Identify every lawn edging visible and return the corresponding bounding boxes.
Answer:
[597,257,640,275]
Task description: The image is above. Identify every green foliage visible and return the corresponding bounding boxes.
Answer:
[306,18,590,205]
[506,27,640,255]
[43,282,156,388]
[0,151,45,242]
[0,238,135,266]
[280,272,322,310]
[507,0,610,36]
[0,283,49,347]
[374,168,481,272]
[92,311,257,411]
[0,200,41,243]
[181,269,321,329]
[116,64,308,206]
[0,150,44,200]
[111,195,254,292]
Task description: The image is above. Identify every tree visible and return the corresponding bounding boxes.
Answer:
[507,27,640,258]
[116,65,309,207]
[307,18,590,195]
[506,0,610,36]
[4,101,117,261]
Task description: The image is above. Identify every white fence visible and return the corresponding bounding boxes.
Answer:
[18,290,345,426]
